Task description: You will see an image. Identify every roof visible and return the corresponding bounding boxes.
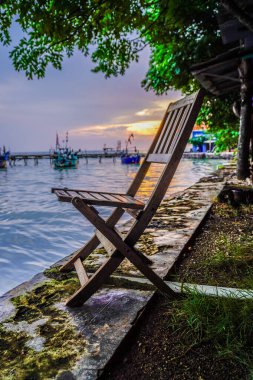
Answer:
[191,2,253,96]
[191,46,253,96]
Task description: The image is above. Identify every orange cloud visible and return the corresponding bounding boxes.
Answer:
[71,120,160,138]
[126,120,160,136]
[70,97,181,139]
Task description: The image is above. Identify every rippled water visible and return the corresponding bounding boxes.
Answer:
[0,157,225,295]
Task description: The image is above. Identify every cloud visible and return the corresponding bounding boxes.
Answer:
[71,124,127,137]
[70,94,183,141]
[126,120,160,136]
[115,96,182,125]
[135,108,152,116]
[71,119,160,139]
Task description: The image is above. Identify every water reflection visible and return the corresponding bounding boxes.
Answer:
[123,159,223,200]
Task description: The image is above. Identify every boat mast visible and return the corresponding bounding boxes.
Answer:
[65,131,69,149]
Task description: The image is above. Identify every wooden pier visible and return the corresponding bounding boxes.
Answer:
[8,152,145,165]
[10,152,124,160]
[8,151,232,166]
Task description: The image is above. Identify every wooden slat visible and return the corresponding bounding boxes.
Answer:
[168,104,192,155]
[108,193,144,207]
[53,188,128,197]
[94,193,110,200]
[158,108,183,154]
[74,258,89,286]
[153,93,194,154]
[146,153,172,163]
[53,189,72,202]
[168,92,197,110]
[67,190,82,198]
[152,110,175,154]
[124,194,142,203]
[124,195,144,208]
[86,192,106,200]
[112,194,132,203]
[163,105,190,154]
[160,106,185,154]
[84,192,99,200]
[100,193,122,202]
[82,196,144,209]
[95,229,116,254]
[56,189,132,204]
[53,187,144,208]
[78,191,91,199]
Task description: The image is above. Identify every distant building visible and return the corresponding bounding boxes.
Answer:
[189,124,216,153]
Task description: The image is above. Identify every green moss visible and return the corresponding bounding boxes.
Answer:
[44,266,76,281]
[0,270,86,379]
[136,233,158,256]
[84,246,108,272]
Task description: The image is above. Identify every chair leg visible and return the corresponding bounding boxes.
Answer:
[66,242,172,307]
[66,252,124,307]
[60,235,100,272]
[68,198,174,306]
[135,249,153,265]
[60,207,126,272]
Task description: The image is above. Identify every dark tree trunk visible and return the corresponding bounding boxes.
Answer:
[237,59,252,180]
[251,107,253,181]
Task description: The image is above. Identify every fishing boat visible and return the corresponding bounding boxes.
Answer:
[121,134,141,164]
[54,148,78,168]
[0,148,9,169]
[121,153,141,164]
[53,132,78,169]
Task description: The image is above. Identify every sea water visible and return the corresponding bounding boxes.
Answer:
[0,157,225,295]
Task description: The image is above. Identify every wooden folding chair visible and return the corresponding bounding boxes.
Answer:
[52,89,205,307]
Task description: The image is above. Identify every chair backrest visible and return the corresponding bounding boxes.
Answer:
[125,89,205,242]
[146,91,204,164]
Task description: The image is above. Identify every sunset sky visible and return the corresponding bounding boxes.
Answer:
[1,40,180,153]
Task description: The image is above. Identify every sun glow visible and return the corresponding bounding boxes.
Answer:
[126,120,160,136]
[71,119,160,137]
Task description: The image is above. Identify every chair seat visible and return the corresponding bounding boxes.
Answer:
[52,188,145,209]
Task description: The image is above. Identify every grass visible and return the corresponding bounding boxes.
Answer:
[165,196,253,377]
[202,233,253,288]
[205,234,253,267]
[167,293,253,375]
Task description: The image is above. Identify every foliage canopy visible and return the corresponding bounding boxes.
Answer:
[0,0,241,149]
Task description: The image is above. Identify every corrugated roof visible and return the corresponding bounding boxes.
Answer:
[191,46,253,95]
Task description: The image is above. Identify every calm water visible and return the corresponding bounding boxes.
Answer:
[0,157,225,295]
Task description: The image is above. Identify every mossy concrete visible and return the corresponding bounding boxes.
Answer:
[0,268,151,379]
[0,165,234,379]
